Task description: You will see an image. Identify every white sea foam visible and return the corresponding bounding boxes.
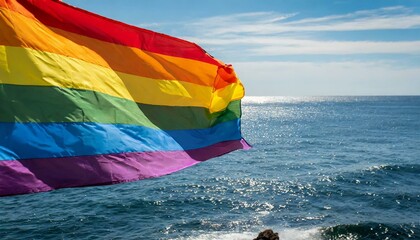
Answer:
[278,228,322,240]
[174,232,255,240]
[171,227,322,240]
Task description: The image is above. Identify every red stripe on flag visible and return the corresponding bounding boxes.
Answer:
[16,0,220,65]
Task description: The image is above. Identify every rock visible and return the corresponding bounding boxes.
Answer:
[253,229,280,240]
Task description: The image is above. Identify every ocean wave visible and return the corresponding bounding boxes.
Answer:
[171,228,322,240]
[316,163,420,187]
[171,223,418,240]
[321,222,419,240]
[366,164,420,174]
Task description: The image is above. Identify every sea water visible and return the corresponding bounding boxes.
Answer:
[1,96,419,239]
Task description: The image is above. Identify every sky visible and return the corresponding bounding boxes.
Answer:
[64,0,420,96]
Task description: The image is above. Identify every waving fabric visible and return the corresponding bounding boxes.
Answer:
[0,0,249,196]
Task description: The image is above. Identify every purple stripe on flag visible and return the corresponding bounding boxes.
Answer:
[0,139,250,196]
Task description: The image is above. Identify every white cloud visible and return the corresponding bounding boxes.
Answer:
[286,5,412,26]
[189,6,420,36]
[175,6,420,57]
[249,39,420,55]
[190,12,297,31]
[141,6,420,57]
[184,36,420,55]
[140,6,420,95]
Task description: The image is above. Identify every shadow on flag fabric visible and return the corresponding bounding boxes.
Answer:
[0,0,250,196]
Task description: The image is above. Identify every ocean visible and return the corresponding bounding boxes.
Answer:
[1,96,419,240]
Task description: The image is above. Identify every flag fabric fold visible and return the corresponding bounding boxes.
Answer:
[0,0,250,196]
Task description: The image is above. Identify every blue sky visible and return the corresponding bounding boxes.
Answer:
[64,0,420,96]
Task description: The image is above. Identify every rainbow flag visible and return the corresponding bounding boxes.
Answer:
[0,0,250,196]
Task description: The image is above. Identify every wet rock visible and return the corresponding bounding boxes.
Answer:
[253,229,280,240]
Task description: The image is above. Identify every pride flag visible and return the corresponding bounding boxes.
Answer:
[0,0,250,196]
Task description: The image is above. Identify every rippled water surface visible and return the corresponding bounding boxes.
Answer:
[1,96,419,239]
